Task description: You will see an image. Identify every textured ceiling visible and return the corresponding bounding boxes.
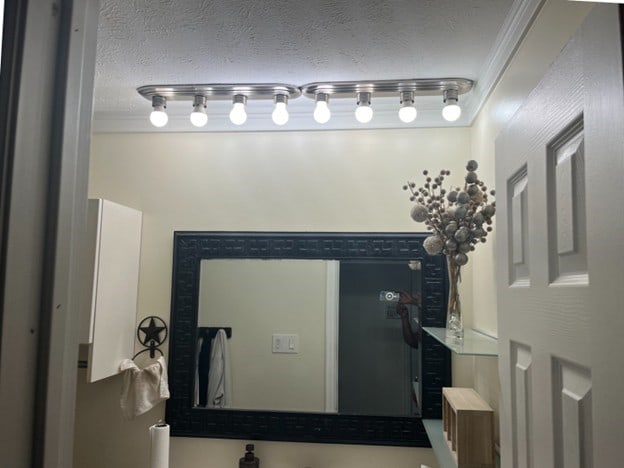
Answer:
[93,0,533,132]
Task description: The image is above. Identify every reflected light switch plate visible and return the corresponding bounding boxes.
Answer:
[272,334,299,354]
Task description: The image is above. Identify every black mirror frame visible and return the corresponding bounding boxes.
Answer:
[167,231,451,447]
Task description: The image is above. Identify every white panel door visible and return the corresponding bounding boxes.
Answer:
[496,6,624,468]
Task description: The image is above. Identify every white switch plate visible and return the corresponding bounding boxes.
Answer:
[272,333,299,354]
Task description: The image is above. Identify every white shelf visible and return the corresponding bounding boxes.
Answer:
[423,419,458,468]
[423,327,498,357]
[423,419,500,468]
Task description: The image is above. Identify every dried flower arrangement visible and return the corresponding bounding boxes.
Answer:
[403,159,496,338]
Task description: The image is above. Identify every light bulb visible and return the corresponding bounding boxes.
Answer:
[355,105,373,123]
[442,103,461,122]
[150,109,168,127]
[190,109,208,127]
[190,96,208,127]
[399,91,417,123]
[149,96,168,127]
[272,95,289,126]
[313,94,331,124]
[355,92,373,123]
[442,89,461,122]
[229,95,247,125]
[399,106,417,123]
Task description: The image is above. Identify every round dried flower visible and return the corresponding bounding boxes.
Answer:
[445,221,458,236]
[457,192,470,204]
[410,204,429,222]
[454,226,470,243]
[445,239,458,252]
[423,235,444,255]
[466,160,478,171]
[455,253,469,266]
[483,205,496,218]
[447,191,458,202]
[458,242,471,253]
[465,171,478,184]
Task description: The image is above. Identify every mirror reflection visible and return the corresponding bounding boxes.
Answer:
[195,258,421,417]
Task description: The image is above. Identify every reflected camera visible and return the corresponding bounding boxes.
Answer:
[379,291,400,302]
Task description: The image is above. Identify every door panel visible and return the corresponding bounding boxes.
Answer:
[496,5,623,467]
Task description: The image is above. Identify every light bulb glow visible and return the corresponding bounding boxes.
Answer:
[229,95,247,125]
[190,96,208,127]
[442,89,461,122]
[150,108,168,127]
[272,96,289,126]
[149,96,168,127]
[355,92,373,123]
[190,108,208,128]
[313,94,331,124]
[442,103,461,122]
[398,91,417,123]
[355,105,373,123]
[399,105,417,123]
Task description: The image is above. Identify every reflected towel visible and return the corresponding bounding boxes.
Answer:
[207,329,231,408]
[119,356,170,419]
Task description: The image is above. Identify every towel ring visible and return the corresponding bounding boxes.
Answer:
[132,347,164,359]
[132,316,168,360]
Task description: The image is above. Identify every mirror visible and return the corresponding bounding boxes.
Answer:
[197,258,420,416]
[167,232,451,446]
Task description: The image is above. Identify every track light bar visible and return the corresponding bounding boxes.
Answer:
[137,78,473,127]
[137,83,301,101]
[298,78,472,99]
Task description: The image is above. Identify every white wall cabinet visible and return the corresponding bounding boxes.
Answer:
[80,199,142,382]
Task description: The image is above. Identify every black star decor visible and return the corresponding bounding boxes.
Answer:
[138,316,167,346]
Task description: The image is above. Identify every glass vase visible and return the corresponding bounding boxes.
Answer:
[446,256,464,341]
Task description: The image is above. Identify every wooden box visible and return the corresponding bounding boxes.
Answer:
[442,387,495,468]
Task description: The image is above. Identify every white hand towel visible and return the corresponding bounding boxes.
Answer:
[119,356,170,419]
[207,329,231,408]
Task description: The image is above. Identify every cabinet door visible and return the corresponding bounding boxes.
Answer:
[83,199,142,382]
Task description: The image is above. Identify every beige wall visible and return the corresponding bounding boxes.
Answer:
[74,1,595,466]
[75,127,471,468]
[199,259,327,411]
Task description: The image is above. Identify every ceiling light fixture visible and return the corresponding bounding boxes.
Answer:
[229,95,248,125]
[137,78,472,128]
[271,94,289,126]
[190,95,208,127]
[398,91,417,123]
[355,91,373,123]
[442,88,462,122]
[313,93,331,124]
[149,95,168,127]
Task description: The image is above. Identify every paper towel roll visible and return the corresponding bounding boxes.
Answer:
[149,423,170,468]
